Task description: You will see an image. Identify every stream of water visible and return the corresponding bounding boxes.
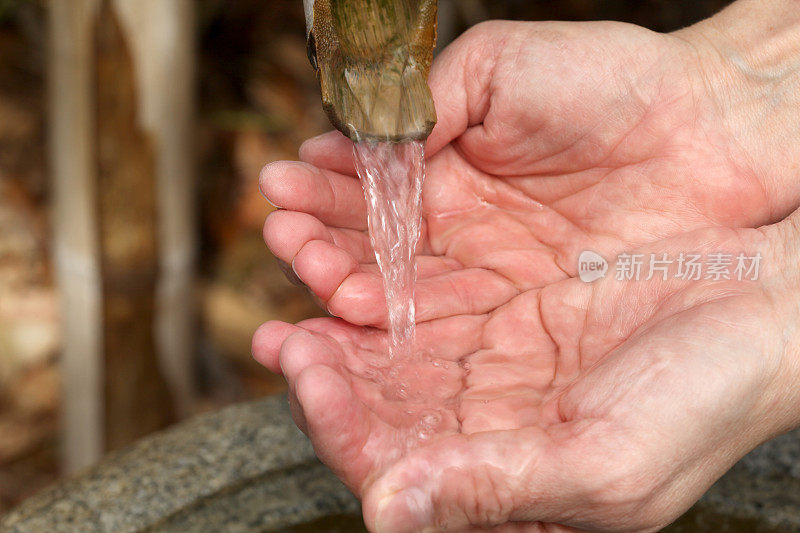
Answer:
[353,140,454,447]
[353,140,425,361]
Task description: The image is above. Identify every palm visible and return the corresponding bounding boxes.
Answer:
[255,21,785,532]
[278,225,774,531]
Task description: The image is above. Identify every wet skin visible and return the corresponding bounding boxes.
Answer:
[254,18,800,533]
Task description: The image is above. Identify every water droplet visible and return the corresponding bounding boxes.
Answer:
[414,410,442,440]
[388,382,409,401]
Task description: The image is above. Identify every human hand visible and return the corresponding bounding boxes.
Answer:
[259,12,798,322]
[254,4,800,531]
[255,216,800,532]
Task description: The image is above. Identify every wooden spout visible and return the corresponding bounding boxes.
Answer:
[304,0,438,142]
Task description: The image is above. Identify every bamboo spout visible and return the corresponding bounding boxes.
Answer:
[304,0,438,142]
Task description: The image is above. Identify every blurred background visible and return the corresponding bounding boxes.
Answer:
[0,0,730,515]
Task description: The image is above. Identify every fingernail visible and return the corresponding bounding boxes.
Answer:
[259,163,284,208]
[304,133,327,144]
[260,187,282,209]
[375,488,432,533]
[278,258,305,287]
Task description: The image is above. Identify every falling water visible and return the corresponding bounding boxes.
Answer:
[353,140,425,360]
[353,141,453,449]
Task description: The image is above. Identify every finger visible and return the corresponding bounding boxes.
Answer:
[286,390,307,435]
[414,314,488,361]
[363,427,580,532]
[292,239,359,301]
[252,320,303,374]
[285,319,447,415]
[297,314,488,364]
[295,363,374,491]
[415,268,519,322]
[253,309,489,375]
[260,160,367,230]
[299,130,357,176]
[331,227,377,263]
[252,319,357,376]
[264,210,328,262]
[263,209,374,265]
[253,317,368,375]
[359,255,461,279]
[328,268,518,327]
[279,330,343,434]
[292,316,365,344]
[279,330,340,381]
[294,251,461,317]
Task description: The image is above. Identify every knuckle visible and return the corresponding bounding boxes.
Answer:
[433,465,515,529]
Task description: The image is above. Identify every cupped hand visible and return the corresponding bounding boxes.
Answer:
[253,19,800,533]
[255,222,799,532]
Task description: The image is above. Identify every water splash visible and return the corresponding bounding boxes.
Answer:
[353,140,425,360]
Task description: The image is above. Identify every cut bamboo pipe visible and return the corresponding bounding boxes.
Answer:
[303,0,438,142]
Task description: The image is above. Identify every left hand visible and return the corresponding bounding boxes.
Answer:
[253,209,800,532]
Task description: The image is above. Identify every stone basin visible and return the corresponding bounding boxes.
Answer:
[1,395,798,532]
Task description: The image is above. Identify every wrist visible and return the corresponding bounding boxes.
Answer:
[780,214,800,431]
[674,0,800,219]
[760,212,800,433]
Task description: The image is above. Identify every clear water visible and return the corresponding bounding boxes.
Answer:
[352,140,452,449]
[353,140,424,360]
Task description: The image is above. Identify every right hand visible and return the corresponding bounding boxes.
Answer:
[260,15,796,325]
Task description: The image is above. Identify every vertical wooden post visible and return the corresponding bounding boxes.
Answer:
[94,0,175,451]
[49,0,196,471]
[112,0,197,418]
[49,0,103,473]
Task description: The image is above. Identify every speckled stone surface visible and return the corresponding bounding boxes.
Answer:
[2,396,798,532]
[0,396,359,532]
[668,428,800,532]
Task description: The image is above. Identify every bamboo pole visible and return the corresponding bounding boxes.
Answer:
[112,0,197,418]
[49,0,103,473]
[49,0,196,471]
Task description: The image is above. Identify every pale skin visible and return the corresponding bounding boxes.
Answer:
[253,0,800,531]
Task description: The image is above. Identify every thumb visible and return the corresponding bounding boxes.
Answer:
[294,21,508,175]
[424,21,509,157]
[361,428,578,533]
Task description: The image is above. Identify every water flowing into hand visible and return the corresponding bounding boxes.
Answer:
[353,140,425,361]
